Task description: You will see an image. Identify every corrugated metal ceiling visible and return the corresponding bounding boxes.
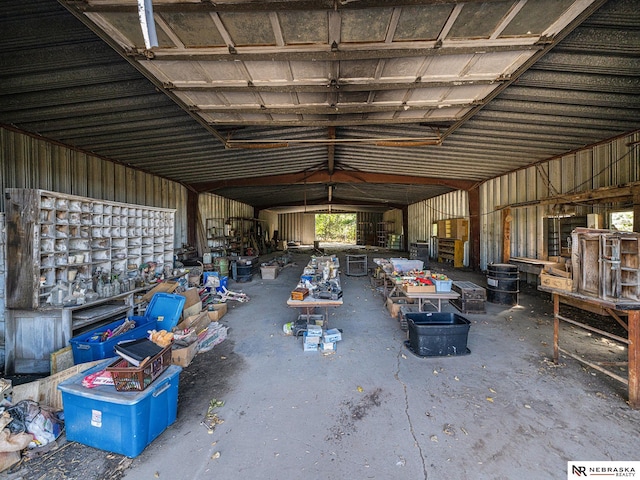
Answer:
[1,0,639,213]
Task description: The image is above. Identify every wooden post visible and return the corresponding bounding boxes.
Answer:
[402,206,409,252]
[502,207,512,263]
[633,186,640,233]
[629,310,639,408]
[468,185,480,271]
[553,293,560,363]
[187,189,199,249]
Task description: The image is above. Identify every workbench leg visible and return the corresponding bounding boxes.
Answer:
[553,293,560,363]
[629,310,639,409]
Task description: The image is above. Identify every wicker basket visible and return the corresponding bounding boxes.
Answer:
[107,344,172,391]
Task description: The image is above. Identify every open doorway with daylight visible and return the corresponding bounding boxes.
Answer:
[610,211,634,232]
[315,213,357,246]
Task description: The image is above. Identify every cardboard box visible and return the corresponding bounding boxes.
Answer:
[171,341,198,368]
[306,324,322,336]
[174,312,210,337]
[303,342,318,352]
[198,323,228,352]
[323,328,342,343]
[303,332,321,345]
[540,273,573,291]
[386,296,415,319]
[180,288,202,319]
[261,265,279,279]
[319,342,337,352]
[206,303,228,321]
[141,280,179,303]
[403,284,436,294]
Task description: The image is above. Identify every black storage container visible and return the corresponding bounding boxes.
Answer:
[406,312,470,357]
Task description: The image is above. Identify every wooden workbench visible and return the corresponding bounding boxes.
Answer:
[539,285,640,409]
[287,296,343,325]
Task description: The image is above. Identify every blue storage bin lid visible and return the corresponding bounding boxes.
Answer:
[143,293,186,331]
[58,359,182,404]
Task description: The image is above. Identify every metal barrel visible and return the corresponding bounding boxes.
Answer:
[486,263,519,305]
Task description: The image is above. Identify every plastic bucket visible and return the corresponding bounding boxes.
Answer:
[486,263,519,305]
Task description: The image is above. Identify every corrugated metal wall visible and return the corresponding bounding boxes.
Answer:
[408,190,470,264]
[197,192,255,252]
[480,132,640,270]
[356,212,382,245]
[382,209,403,235]
[278,212,316,245]
[0,213,5,368]
[259,210,279,243]
[198,193,254,225]
[0,128,190,244]
[407,132,640,271]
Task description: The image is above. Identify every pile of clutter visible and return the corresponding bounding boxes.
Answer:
[302,324,342,354]
[0,380,64,473]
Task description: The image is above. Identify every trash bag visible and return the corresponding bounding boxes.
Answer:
[6,400,63,448]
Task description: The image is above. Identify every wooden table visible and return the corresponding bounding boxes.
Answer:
[539,286,640,409]
[399,289,460,312]
[287,296,343,326]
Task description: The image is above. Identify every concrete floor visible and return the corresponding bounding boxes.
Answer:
[8,249,640,479]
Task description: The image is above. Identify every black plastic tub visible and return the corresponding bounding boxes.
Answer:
[406,312,471,357]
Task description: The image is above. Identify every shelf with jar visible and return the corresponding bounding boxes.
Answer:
[205,217,229,255]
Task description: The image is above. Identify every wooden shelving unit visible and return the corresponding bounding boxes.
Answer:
[227,217,266,256]
[377,222,394,248]
[438,239,464,268]
[206,217,228,255]
[357,222,374,246]
[409,242,430,268]
[4,188,176,374]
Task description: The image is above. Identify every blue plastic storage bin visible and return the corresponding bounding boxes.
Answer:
[136,292,185,331]
[58,360,181,458]
[69,316,156,364]
[434,279,453,292]
[69,292,186,364]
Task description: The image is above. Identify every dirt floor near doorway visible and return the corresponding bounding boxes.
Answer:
[5,249,640,480]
